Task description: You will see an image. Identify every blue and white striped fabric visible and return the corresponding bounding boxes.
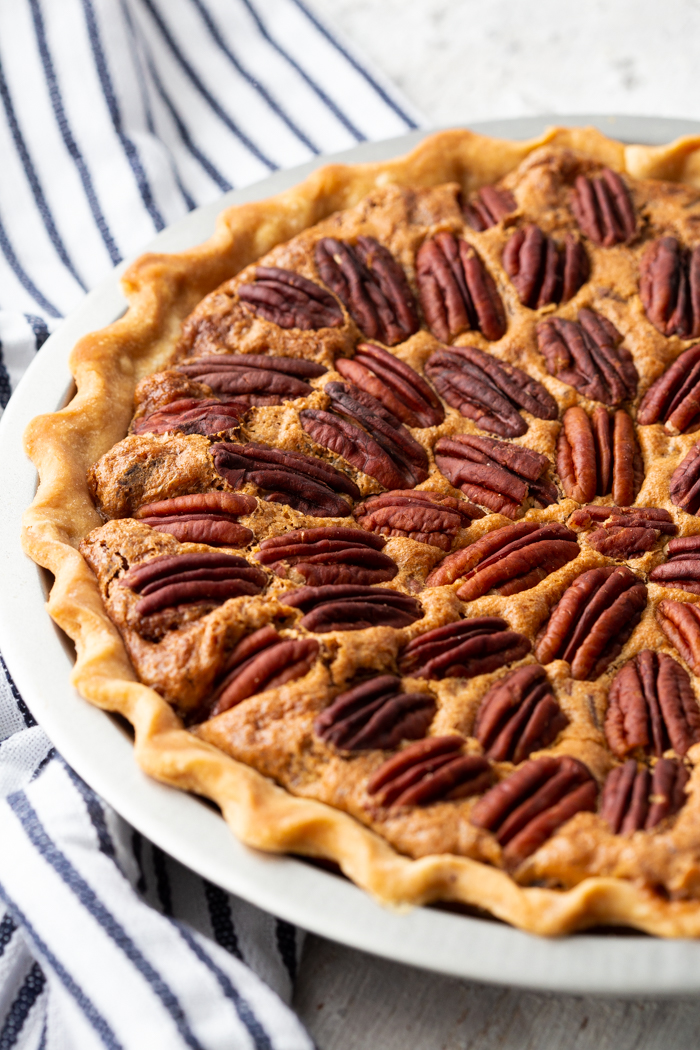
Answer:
[0,0,419,408]
[0,3,420,1045]
[0,664,312,1049]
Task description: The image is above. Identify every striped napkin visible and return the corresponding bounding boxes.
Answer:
[0,2,419,1045]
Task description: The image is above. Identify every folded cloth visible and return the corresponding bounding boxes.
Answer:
[0,0,419,403]
[0,2,420,1045]
[0,660,315,1049]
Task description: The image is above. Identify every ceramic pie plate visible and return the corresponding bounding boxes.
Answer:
[5,115,700,996]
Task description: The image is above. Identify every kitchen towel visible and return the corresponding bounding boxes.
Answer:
[0,2,420,1046]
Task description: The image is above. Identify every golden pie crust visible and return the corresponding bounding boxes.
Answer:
[22,126,700,937]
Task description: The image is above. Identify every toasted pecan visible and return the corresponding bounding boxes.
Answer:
[135,492,255,548]
[426,521,578,599]
[463,185,516,231]
[424,344,557,439]
[670,441,700,516]
[657,599,700,674]
[470,755,597,866]
[284,584,423,633]
[435,433,556,518]
[537,308,638,406]
[207,626,320,718]
[336,343,443,429]
[353,490,482,552]
[367,736,491,807]
[474,665,568,763]
[415,231,506,342]
[535,566,647,680]
[571,169,636,247]
[132,397,246,437]
[212,442,359,517]
[650,535,700,595]
[255,526,397,586]
[503,225,589,307]
[238,266,344,329]
[556,405,643,505]
[321,381,429,486]
[605,650,700,758]
[638,344,700,434]
[121,551,266,618]
[175,353,325,406]
[601,758,689,833]
[568,505,676,559]
[640,238,700,339]
[315,675,436,751]
[315,236,419,346]
[399,617,531,680]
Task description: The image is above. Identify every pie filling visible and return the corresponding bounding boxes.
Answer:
[78,145,700,904]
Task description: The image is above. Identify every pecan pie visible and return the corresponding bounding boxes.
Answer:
[23,127,700,938]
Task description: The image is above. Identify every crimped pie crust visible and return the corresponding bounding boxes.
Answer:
[21,126,700,937]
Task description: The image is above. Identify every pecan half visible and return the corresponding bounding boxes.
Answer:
[639,238,700,339]
[399,617,531,680]
[211,442,359,517]
[415,231,507,343]
[135,492,256,548]
[470,755,597,866]
[132,397,246,437]
[463,185,517,231]
[367,736,492,807]
[601,758,689,833]
[569,505,676,559]
[535,566,647,680]
[207,625,320,718]
[424,344,557,439]
[637,344,700,433]
[300,408,403,491]
[426,522,578,599]
[176,354,326,406]
[237,266,344,329]
[335,342,444,428]
[502,225,589,308]
[670,441,700,515]
[571,169,636,247]
[537,308,638,406]
[255,526,397,586]
[651,535,700,594]
[314,236,419,346]
[474,665,568,763]
[324,381,429,483]
[353,490,482,552]
[121,552,267,617]
[605,650,700,759]
[434,434,557,518]
[556,405,643,505]
[284,584,423,633]
[300,379,429,491]
[657,599,700,674]
[315,675,436,751]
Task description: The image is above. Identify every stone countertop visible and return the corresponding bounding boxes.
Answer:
[295,934,700,1050]
[319,0,700,128]
[293,2,700,1046]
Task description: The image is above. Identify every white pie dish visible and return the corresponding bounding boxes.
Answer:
[5,115,700,995]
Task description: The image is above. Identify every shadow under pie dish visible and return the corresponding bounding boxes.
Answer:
[23,127,700,939]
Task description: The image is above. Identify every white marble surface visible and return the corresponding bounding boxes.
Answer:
[322,0,700,127]
[293,3,700,1047]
